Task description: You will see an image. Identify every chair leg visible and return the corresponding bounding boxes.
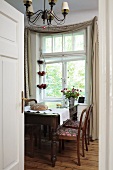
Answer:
[38,126,41,149]
[82,131,85,157]
[59,140,61,153]
[62,139,64,150]
[29,129,34,157]
[85,132,88,151]
[34,133,37,146]
[88,120,90,145]
[77,139,81,166]
[49,126,51,140]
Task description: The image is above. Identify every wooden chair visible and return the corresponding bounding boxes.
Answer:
[63,105,92,156]
[56,107,89,166]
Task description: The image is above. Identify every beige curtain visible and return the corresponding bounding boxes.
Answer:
[24,29,32,98]
[91,17,99,140]
[27,19,93,34]
[88,17,99,140]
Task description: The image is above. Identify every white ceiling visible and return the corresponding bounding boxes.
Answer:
[5,0,98,15]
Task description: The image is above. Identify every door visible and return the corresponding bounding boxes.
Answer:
[0,0,24,170]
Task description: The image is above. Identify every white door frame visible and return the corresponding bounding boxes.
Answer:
[99,0,113,169]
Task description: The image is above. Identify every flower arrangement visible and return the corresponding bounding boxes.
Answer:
[61,87,82,99]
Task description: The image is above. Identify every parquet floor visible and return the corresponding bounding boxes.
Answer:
[25,138,98,170]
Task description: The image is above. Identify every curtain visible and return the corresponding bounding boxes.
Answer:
[24,29,32,98]
[24,17,99,140]
[87,17,99,140]
[25,18,94,34]
[91,17,99,140]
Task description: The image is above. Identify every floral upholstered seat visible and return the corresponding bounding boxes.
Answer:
[56,126,78,137]
[63,119,80,128]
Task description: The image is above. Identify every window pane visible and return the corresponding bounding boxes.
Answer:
[53,35,62,52]
[43,36,52,53]
[67,60,85,96]
[45,63,62,98]
[73,31,85,51]
[63,34,73,52]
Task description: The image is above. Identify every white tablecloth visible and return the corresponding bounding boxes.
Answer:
[48,108,70,125]
[24,107,70,125]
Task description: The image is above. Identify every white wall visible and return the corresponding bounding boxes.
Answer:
[64,10,98,25]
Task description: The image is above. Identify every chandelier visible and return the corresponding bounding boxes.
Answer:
[23,0,69,26]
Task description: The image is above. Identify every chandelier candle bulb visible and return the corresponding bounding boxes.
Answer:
[23,0,32,6]
[27,4,34,16]
[48,0,58,5]
[48,11,54,20]
[62,2,70,14]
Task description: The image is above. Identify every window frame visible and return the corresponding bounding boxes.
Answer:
[41,29,86,54]
[40,29,87,103]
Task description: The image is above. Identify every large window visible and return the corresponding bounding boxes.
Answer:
[40,30,86,102]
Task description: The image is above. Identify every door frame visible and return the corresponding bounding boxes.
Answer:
[99,0,113,169]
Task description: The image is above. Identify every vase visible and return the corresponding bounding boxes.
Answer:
[62,96,68,107]
[69,97,75,107]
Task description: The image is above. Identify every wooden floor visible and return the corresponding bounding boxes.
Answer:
[25,138,98,170]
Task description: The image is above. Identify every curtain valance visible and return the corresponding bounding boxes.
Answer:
[25,16,98,34]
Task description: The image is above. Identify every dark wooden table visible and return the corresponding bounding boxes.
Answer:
[25,111,60,167]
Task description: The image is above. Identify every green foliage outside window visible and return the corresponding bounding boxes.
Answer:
[45,60,85,98]
[45,63,62,98]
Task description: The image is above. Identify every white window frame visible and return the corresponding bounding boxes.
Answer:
[40,29,88,103]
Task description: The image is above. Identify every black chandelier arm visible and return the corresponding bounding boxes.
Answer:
[28,12,43,24]
[49,11,65,22]
[32,10,43,16]
[52,16,65,25]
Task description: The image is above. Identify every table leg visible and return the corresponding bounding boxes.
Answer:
[43,125,47,137]
[51,128,57,167]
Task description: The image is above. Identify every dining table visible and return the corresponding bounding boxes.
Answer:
[24,107,70,167]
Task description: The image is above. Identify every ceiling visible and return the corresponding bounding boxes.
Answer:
[5,0,98,15]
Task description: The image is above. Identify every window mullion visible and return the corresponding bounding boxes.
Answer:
[72,32,74,51]
[62,61,67,89]
[62,34,64,52]
[52,36,53,53]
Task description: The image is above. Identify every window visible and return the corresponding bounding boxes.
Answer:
[42,30,85,53]
[45,63,62,98]
[40,30,86,102]
[67,60,85,97]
